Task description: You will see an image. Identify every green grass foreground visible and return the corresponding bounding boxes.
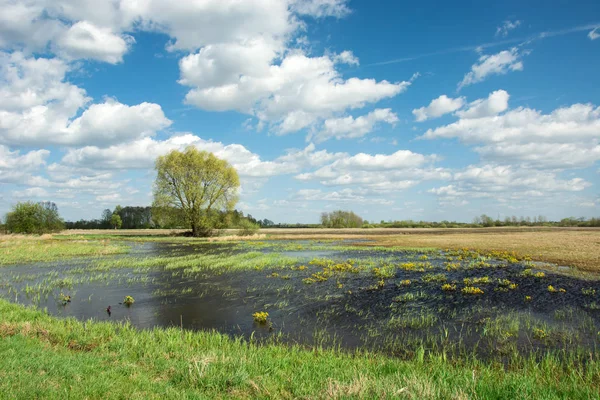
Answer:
[0,300,598,399]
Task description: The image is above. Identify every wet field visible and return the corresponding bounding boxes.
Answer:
[1,240,599,360]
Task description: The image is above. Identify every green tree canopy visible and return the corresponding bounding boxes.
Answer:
[152,147,240,237]
[110,214,122,229]
[320,210,363,228]
[5,201,65,234]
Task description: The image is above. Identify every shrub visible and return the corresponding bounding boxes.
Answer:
[5,201,64,234]
[237,219,260,236]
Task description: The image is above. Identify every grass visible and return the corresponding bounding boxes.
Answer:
[0,235,128,265]
[1,300,599,399]
[352,230,600,274]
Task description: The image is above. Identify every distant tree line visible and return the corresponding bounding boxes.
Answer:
[363,214,600,228]
[62,205,269,231]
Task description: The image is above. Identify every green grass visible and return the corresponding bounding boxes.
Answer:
[0,239,129,266]
[0,300,599,399]
[93,251,300,272]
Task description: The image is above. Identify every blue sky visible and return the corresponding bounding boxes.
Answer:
[0,0,599,223]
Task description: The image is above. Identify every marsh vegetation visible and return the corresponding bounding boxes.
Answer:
[1,233,599,398]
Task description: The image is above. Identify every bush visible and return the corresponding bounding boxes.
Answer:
[5,201,64,234]
[237,219,260,236]
[320,210,363,228]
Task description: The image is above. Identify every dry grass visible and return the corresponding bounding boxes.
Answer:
[357,230,600,273]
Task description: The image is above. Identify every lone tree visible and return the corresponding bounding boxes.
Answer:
[152,147,240,237]
[110,213,122,229]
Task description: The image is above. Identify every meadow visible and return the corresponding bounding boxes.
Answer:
[0,228,599,399]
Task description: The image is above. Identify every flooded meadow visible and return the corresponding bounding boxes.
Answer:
[2,239,599,361]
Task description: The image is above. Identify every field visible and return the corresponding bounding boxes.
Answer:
[0,228,599,399]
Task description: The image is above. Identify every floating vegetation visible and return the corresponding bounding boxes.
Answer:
[398,279,411,287]
[441,283,457,291]
[522,269,546,278]
[462,286,484,295]
[582,287,596,296]
[525,296,532,302]
[463,276,490,285]
[59,293,71,304]
[548,285,566,293]
[421,273,447,283]
[123,296,135,306]
[252,311,269,324]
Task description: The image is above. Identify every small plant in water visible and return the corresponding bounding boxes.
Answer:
[399,279,411,286]
[548,285,566,293]
[582,288,596,296]
[441,283,456,292]
[522,269,545,278]
[59,293,71,304]
[421,273,447,283]
[463,276,490,285]
[533,328,547,340]
[525,295,532,302]
[123,295,135,306]
[462,286,484,295]
[252,311,269,324]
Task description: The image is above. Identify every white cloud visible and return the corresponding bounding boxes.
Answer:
[183,52,412,134]
[61,134,344,178]
[589,28,599,40]
[423,102,600,143]
[290,0,351,18]
[313,108,398,142]
[295,149,448,193]
[0,52,171,146]
[0,145,49,183]
[12,187,49,199]
[334,50,359,65]
[458,48,525,89]
[293,188,393,205]
[455,90,509,119]
[496,20,521,37]
[412,95,465,122]
[0,145,49,171]
[55,21,134,64]
[63,100,171,146]
[423,98,600,169]
[429,165,591,207]
[0,1,408,136]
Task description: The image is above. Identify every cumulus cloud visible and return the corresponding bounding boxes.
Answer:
[0,1,409,136]
[0,52,171,146]
[61,134,345,178]
[455,90,509,119]
[458,48,525,90]
[0,145,49,183]
[413,95,465,122]
[496,20,521,37]
[292,188,393,205]
[54,21,134,63]
[422,97,600,169]
[182,52,411,134]
[428,164,591,211]
[313,109,398,143]
[295,149,448,192]
[290,0,351,18]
